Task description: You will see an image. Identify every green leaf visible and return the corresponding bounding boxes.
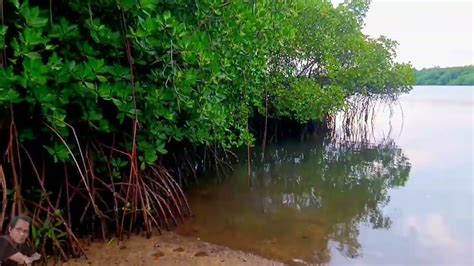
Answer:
[48,113,66,128]
[21,5,48,28]
[83,81,96,90]
[144,150,157,165]
[84,110,103,121]
[23,28,46,46]
[19,128,35,142]
[43,145,54,155]
[156,142,167,155]
[157,146,167,155]
[10,0,20,9]
[0,89,21,104]
[98,84,111,98]
[163,11,171,21]
[122,0,135,10]
[97,75,108,82]
[140,0,158,11]
[45,44,57,50]
[24,52,41,60]
[0,25,7,49]
[29,16,48,28]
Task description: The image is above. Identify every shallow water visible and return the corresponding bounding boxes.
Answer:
[177,86,473,265]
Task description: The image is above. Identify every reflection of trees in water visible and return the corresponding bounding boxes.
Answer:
[250,136,411,262]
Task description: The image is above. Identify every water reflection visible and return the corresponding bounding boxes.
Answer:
[177,135,411,264]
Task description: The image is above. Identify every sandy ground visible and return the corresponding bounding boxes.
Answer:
[60,232,285,266]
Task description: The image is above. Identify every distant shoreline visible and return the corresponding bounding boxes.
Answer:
[414,84,474,86]
[415,65,474,86]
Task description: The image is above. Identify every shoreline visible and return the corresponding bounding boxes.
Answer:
[61,231,285,266]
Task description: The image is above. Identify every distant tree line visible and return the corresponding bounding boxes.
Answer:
[415,65,474,85]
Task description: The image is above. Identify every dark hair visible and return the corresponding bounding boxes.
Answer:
[8,215,32,230]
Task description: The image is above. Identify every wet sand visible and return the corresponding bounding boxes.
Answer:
[62,232,284,266]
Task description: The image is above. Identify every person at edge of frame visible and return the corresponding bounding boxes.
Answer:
[0,215,41,265]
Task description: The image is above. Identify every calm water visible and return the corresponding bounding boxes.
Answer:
[177,86,473,265]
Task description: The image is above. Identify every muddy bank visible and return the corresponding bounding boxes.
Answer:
[61,232,284,266]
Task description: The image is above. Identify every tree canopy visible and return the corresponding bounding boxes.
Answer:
[415,65,474,85]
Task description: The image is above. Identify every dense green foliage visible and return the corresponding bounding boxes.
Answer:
[0,0,414,166]
[0,0,414,257]
[415,65,474,85]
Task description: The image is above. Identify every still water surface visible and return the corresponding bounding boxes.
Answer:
[177,86,473,265]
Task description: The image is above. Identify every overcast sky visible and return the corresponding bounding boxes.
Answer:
[332,0,473,69]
